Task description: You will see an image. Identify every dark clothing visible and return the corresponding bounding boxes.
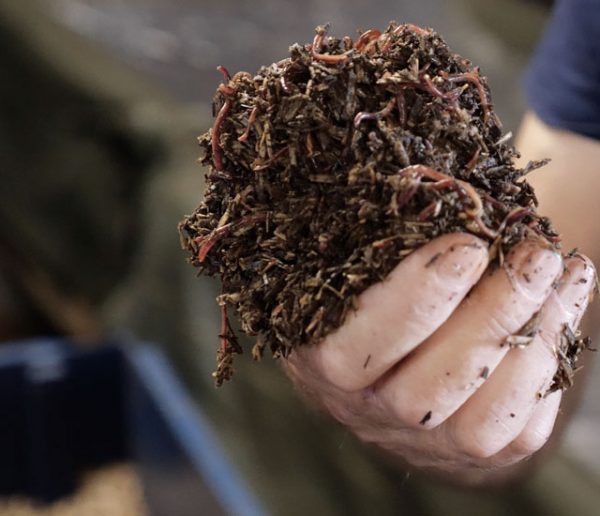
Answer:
[526,0,600,140]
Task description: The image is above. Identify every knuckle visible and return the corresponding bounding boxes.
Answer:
[316,345,364,392]
[512,427,549,456]
[457,433,499,459]
[512,415,555,455]
[353,426,380,444]
[377,386,443,430]
[484,309,521,343]
[451,414,513,459]
[322,397,354,426]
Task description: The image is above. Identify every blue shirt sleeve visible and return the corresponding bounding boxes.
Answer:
[525,0,600,140]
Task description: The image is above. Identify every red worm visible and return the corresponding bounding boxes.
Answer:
[354,29,381,51]
[464,147,481,174]
[197,213,268,263]
[393,23,431,36]
[217,65,231,83]
[417,200,441,221]
[212,99,231,171]
[444,70,491,123]
[197,224,232,262]
[353,98,396,128]
[311,30,352,64]
[238,106,259,143]
[401,165,483,218]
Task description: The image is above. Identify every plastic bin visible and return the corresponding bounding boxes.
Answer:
[0,338,265,516]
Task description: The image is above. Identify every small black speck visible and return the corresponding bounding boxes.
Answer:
[522,273,531,283]
[363,354,371,369]
[425,252,443,268]
[480,366,490,379]
[578,278,588,284]
[420,411,432,425]
[445,371,451,376]
[510,413,515,418]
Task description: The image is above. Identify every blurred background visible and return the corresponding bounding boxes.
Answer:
[46,0,547,129]
[1,0,599,515]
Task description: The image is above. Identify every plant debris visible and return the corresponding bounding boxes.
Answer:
[178,22,587,386]
[503,309,543,348]
[419,411,433,426]
[548,324,595,393]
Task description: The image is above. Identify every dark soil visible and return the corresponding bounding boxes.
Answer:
[178,22,582,387]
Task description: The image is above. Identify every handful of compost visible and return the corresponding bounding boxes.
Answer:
[179,23,592,387]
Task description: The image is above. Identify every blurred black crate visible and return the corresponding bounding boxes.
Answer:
[0,338,265,516]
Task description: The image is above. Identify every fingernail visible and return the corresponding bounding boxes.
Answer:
[513,244,562,298]
[436,241,488,281]
[558,256,596,322]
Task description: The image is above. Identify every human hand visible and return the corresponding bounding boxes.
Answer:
[283,233,596,473]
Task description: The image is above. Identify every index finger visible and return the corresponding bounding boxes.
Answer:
[306,233,489,391]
